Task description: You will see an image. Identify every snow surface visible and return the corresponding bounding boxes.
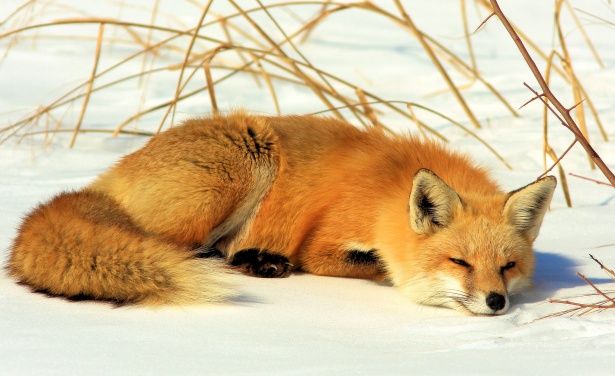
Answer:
[1,1,614,375]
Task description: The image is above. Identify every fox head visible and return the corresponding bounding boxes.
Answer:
[383,169,556,315]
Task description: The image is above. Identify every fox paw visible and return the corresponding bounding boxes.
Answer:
[230,248,292,278]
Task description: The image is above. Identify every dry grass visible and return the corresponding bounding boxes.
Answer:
[0,0,613,194]
[484,0,615,192]
[0,3,434,137]
[538,255,615,319]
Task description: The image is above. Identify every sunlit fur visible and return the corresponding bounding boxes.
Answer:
[376,177,555,315]
[8,112,555,312]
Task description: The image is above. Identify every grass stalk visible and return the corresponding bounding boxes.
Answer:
[69,22,105,148]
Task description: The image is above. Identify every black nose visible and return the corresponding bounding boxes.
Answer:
[486,292,506,311]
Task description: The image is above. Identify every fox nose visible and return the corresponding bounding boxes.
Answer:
[486,292,506,311]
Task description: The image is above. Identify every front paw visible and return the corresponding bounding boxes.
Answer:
[230,248,292,278]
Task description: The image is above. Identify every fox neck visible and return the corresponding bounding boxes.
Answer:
[371,189,425,288]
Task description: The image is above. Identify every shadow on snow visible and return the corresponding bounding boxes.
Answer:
[513,250,613,305]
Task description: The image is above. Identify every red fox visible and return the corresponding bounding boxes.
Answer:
[8,112,556,315]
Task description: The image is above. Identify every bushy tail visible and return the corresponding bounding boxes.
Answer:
[7,190,233,305]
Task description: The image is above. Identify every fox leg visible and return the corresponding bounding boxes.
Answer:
[229,248,293,278]
[299,240,386,281]
[8,190,232,305]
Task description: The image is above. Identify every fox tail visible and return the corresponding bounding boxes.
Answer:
[8,190,233,305]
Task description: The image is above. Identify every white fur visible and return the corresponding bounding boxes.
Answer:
[506,275,531,295]
[400,273,513,315]
[344,242,375,252]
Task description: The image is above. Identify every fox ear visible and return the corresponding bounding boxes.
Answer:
[409,169,462,234]
[503,176,557,241]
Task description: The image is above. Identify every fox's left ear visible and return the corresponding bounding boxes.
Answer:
[503,176,557,241]
[409,169,462,234]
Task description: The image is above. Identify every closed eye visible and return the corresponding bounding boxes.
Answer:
[500,261,516,274]
[449,258,471,268]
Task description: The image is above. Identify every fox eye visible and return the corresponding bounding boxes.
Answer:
[501,261,516,273]
[449,258,471,268]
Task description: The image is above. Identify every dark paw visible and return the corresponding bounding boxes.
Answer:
[230,248,292,278]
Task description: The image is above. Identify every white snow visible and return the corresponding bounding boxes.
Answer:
[1,1,614,375]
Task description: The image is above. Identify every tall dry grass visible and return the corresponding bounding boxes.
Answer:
[0,0,613,202]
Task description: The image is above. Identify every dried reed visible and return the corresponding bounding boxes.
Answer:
[0,0,611,189]
[486,0,615,187]
[539,255,615,319]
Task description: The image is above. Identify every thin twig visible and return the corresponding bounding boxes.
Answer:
[519,93,545,110]
[538,139,576,179]
[523,83,568,128]
[589,254,615,280]
[473,12,495,33]
[568,173,615,188]
[548,299,614,310]
[542,255,615,318]
[576,272,615,304]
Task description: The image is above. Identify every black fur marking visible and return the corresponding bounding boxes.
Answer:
[247,126,262,154]
[346,249,380,264]
[242,136,256,160]
[417,191,442,226]
[230,248,292,278]
[533,191,548,211]
[194,246,225,259]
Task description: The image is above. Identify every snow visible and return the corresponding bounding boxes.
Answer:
[1,1,614,375]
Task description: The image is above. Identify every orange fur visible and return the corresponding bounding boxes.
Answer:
[8,112,556,313]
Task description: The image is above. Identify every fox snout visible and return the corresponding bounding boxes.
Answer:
[459,290,509,315]
[485,292,506,312]
[451,285,511,315]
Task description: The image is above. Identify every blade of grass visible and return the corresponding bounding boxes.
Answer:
[393,0,482,129]
[164,0,214,132]
[253,0,368,126]
[69,22,105,148]
[203,51,219,114]
[555,0,593,170]
[255,59,281,115]
[227,0,345,121]
[564,0,604,68]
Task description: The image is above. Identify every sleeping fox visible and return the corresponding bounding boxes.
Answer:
[8,112,556,315]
